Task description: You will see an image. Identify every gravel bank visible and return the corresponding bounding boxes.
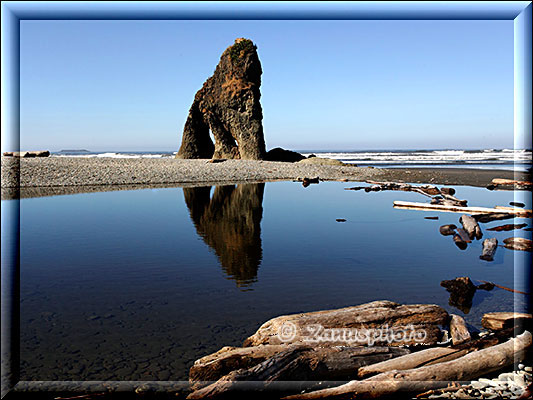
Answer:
[2,156,529,199]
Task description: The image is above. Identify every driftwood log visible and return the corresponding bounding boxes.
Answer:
[357,325,519,380]
[187,346,411,398]
[492,178,532,186]
[481,312,533,331]
[479,238,498,261]
[356,347,467,379]
[283,331,532,399]
[393,201,531,217]
[439,225,457,236]
[189,344,410,391]
[242,301,448,347]
[459,215,482,240]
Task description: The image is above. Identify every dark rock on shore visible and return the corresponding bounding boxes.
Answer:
[3,150,50,157]
[177,38,266,160]
[265,147,306,162]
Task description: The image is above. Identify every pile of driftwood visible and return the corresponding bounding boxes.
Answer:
[346,181,467,207]
[186,301,532,399]
[345,180,532,255]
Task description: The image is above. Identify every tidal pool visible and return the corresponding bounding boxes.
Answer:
[9,181,530,381]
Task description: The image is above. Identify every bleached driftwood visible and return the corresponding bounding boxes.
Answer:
[242,301,448,347]
[492,178,532,186]
[393,201,531,217]
[283,331,532,399]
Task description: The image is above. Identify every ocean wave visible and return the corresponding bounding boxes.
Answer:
[51,149,532,165]
[300,149,532,164]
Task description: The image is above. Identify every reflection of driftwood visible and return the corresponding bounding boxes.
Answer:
[459,215,482,240]
[283,332,532,400]
[243,301,448,347]
[487,223,527,231]
[183,184,264,286]
[455,228,471,243]
[480,238,498,261]
[503,237,533,252]
[394,201,532,216]
[453,234,468,250]
[473,213,514,223]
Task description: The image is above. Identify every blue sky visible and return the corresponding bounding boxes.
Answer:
[20,20,513,152]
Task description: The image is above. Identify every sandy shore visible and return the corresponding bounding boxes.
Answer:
[1,156,530,199]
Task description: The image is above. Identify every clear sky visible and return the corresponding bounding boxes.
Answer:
[19,19,513,152]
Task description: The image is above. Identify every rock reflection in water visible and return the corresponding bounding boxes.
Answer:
[183,183,264,288]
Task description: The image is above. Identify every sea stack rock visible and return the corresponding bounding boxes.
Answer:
[177,38,266,160]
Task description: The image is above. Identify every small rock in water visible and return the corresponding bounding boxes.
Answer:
[509,201,525,208]
[424,216,439,220]
[336,219,346,222]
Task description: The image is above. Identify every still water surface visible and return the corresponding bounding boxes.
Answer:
[16,181,530,381]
